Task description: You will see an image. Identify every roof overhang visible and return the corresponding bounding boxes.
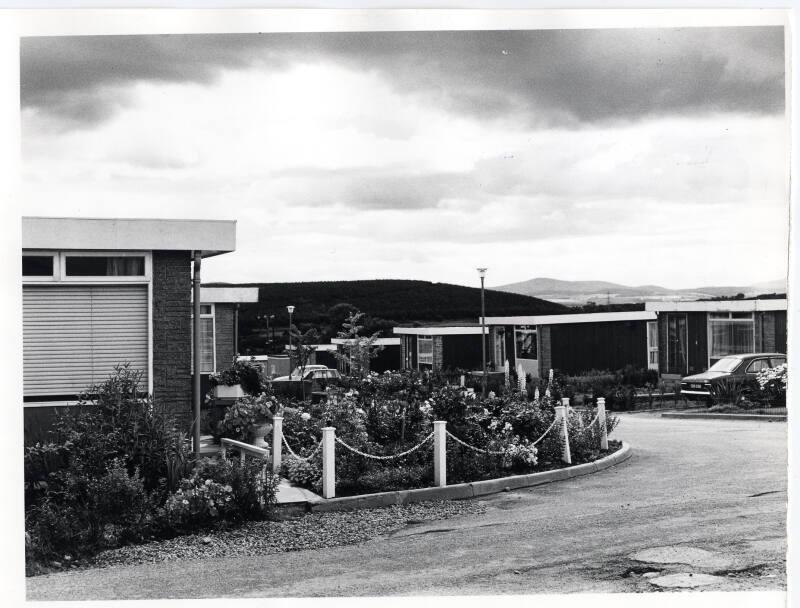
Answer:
[645,299,787,312]
[331,337,401,346]
[22,216,236,258]
[199,287,259,304]
[484,311,657,326]
[393,326,486,336]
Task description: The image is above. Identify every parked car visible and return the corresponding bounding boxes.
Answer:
[272,365,342,398]
[680,353,786,400]
[273,365,341,383]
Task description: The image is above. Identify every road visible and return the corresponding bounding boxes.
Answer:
[27,413,787,599]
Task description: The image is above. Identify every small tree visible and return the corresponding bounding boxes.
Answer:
[289,326,320,400]
[332,311,385,378]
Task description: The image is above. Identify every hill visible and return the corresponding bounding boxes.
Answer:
[494,276,787,305]
[204,279,567,354]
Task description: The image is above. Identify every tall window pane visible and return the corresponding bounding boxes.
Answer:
[200,317,215,373]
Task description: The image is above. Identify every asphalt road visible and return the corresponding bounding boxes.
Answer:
[27,413,787,599]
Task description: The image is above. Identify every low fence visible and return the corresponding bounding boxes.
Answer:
[270,397,611,500]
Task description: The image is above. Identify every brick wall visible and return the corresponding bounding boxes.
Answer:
[214,303,236,371]
[152,250,192,430]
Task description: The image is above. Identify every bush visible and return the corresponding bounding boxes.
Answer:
[217,392,279,441]
[709,377,749,406]
[281,456,323,492]
[210,357,266,395]
[355,464,430,493]
[756,363,787,407]
[165,457,278,530]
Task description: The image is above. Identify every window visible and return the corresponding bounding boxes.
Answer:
[402,335,414,369]
[515,326,537,360]
[418,336,433,366]
[65,255,145,277]
[646,321,659,371]
[192,304,216,374]
[771,357,786,367]
[494,327,506,366]
[746,359,770,374]
[666,314,687,375]
[709,312,754,365]
[22,255,54,277]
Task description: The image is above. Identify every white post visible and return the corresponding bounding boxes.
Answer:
[240,450,246,466]
[597,397,609,450]
[554,405,572,464]
[433,420,447,487]
[561,396,571,415]
[459,374,465,387]
[504,359,510,388]
[322,426,336,499]
[272,415,283,474]
[517,363,525,393]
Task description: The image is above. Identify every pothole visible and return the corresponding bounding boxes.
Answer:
[629,546,734,570]
[649,572,727,589]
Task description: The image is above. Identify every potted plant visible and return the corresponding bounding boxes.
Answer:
[209,357,264,398]
[217,391,281,447]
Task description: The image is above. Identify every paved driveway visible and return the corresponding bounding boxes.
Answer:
[27,414,787,599]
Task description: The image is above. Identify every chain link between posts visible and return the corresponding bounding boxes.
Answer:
[334,432,434,460]
[282,435,323,461]
[445,416,559,456]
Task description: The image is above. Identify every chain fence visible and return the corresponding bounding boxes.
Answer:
[334,432,434,460]
[282,435,323,461]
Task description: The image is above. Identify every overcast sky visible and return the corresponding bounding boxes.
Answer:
[20,27,788,289]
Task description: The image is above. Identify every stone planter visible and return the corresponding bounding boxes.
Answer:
[213,384,244,399]
[249,419,272,449]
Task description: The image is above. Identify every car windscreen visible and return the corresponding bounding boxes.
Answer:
[707,357,741,373]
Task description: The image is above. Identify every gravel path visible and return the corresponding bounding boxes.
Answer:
[87,500,486,570]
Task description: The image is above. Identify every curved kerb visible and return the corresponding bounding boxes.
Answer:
[308,441,632,513]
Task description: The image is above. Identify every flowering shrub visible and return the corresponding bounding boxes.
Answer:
[756,363,787,407]
[217,392,279,441]
[281,457,322,492]
[165,478,236,525]
[502,438,539,470]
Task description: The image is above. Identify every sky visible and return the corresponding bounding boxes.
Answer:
[19,26,789,289]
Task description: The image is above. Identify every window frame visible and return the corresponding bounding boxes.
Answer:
[514,326,538,361]
[646,321,659,371]
[197,303,216,375]
[745,358,770,374]
[22,252,58,281]
[417,335,434,368]
[707,312,755,368]
[59,251,151,283]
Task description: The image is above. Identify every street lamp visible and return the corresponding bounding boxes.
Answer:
[477,268,488,398]
[257,313,275,351]
[287,305,295,378]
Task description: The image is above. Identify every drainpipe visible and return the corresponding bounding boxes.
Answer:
[193,251,202,460]
[234,303,239,354]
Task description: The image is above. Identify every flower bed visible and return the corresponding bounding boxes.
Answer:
[279,371,620,498]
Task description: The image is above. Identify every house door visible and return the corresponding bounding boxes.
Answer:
[646,321,659,371]
[665,314,688,375]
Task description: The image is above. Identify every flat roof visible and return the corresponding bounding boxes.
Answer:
[645,299,787,312]
[22,216,236,258]
[483,311,657,326]
[393,326,486,336]
[331,337,401,346]
[200,287,259,303]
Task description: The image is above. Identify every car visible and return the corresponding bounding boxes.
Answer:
[273,365,341,383]
[680,353,786,400]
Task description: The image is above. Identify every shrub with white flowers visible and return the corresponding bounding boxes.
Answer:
[756,363,787,407]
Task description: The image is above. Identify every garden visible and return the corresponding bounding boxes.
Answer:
[23,332,625,576]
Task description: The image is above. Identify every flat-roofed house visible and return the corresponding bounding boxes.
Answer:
[645,299,788,378]
[22,216,237,442]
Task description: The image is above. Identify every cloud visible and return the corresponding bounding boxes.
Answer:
[21,27,785,129]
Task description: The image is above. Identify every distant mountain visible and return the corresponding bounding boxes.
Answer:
[203,279,568,354]
[493,277,787,306]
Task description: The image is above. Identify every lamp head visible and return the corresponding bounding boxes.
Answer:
[477,268,487,278]
[286,305,295,314]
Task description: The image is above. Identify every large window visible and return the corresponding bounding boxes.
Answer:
[418,336,433,367]
[65,255,145,277]
[646,321,659,371]
[666,314,687,375]
[515,326,537,360]
[709,312,754,365]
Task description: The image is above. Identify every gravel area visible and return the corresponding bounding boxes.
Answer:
[86,500,486,571]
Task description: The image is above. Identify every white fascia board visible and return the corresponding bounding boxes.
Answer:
[645,299,787,312]
[392,326,486,336]
[199,287,259,303]
[23,217,236,257]
[483,311,657,326]
[331,337,401,346]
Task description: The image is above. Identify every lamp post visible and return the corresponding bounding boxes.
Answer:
[287,305,295,378]
[257,313,275,352]
[477,268,488,398]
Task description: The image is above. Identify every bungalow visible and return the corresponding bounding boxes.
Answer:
[197,286,259,397]
[645,299,788,378]
[393,326,488,372]
[483,311,657,378]
[22,216,237,442]
[331,337,401,373]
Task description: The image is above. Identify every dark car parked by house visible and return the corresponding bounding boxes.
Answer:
[680,353,786,401]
